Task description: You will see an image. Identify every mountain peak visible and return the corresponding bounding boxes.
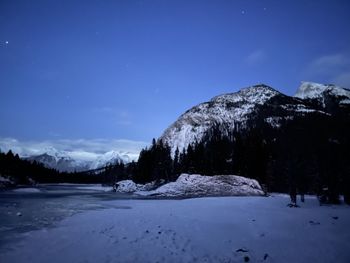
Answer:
[161,84,284,155]
[211,84,280,105]
[252,83,276,90]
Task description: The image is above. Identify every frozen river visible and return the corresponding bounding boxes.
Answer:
[1,185,350,263]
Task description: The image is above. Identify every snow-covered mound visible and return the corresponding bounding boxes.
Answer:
[295,81,350,105]
[145,174,264,197]
[0,175,16,188]
[115,180,139,193]
[116,174,264,197]
[115,180,157,193]
[160,84,280,154]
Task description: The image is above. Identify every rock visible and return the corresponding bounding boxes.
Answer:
[16,212,22,216]
[142,174,264,197]
[115,180,158,193]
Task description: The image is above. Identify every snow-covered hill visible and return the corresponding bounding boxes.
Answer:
[160,82,350,154]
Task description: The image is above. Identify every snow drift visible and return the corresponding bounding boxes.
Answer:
[0,175,16,188]
[115,180,158,193]
[116,174,264,197]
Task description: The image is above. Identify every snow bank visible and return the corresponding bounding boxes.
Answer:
[116,174,264,197]
[145,174,264,197]
[75,185,113,192]
[115,180,157,193]
[0,176,12,183]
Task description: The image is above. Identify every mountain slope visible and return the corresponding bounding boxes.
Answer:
[89,150,132,170]
[160,84,279,153]
[26,152,89,173]
[160,82,349,154]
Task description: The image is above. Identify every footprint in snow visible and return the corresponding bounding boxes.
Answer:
[236,248,249,253]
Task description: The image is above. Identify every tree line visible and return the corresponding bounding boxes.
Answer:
[0,150,104,184]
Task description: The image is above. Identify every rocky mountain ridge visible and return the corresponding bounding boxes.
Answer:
[160,82,350,154]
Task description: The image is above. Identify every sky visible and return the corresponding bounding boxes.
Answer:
[1,0,350,157]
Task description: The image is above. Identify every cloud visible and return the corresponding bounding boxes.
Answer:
[0,137,149,161]
[244,50,266,66]
[309,54,349,73]
[304,52,350,88]
[332,72,350,88]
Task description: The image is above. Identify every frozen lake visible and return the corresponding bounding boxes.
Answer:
[0,184,134,247]
[1,185,350,263]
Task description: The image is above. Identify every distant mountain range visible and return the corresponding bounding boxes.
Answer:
[160,81,350,154]
[25,148,134,172]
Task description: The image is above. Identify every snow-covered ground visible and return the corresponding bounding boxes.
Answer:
[75,185,114,192]
[1,189,349,263]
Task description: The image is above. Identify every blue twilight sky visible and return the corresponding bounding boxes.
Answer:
[1,0,350,155]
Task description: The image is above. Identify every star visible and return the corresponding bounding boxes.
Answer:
[5,41,9,44]
[241,10,245,15]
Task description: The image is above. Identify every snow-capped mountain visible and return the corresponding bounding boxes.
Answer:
[160,82,350,154]
[25,147,87,173]
[26,148,135,172]
[89,150,132,170]
[295,81,350,102]
[160,84,279,154]
[295,81,350,107]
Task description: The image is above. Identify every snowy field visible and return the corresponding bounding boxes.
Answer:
[1,185,350,263]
